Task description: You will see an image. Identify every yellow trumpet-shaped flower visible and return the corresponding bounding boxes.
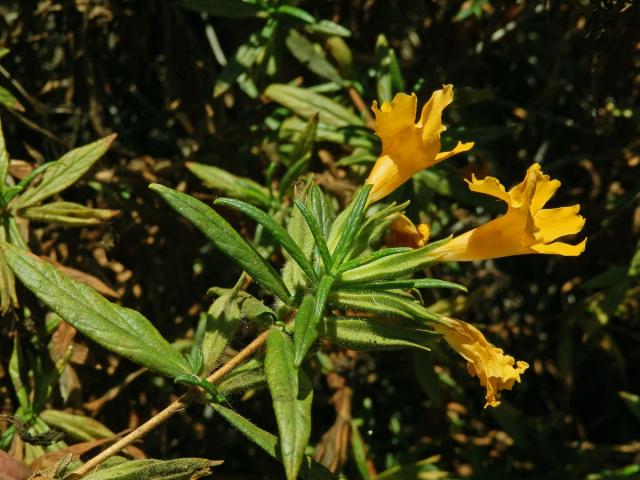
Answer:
[434,317,528,408]
[366,86,474,204]
[432,163,587,261]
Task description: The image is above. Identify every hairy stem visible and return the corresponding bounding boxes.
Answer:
[70,329,271,478]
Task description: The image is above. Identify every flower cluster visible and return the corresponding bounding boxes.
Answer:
[366,86,587,407]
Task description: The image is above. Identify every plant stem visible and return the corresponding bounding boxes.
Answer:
[70,329,271,478]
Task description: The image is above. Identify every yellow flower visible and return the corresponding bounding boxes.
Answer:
[386,214,431,248]
[432,163,587,261]
[366,86,474,204]
[434,317,528,408]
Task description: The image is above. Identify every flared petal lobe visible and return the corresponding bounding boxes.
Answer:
[433,163,586,261]
[366,87,473,203]
[434,317,528,408]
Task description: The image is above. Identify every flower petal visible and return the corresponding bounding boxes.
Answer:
[372,93,418,145]
[466,174,511,203]
[435,141,475,163]
[530,238,587,256]
[530,171,561,214]
[419,84,454,144]
[534,205,585,243]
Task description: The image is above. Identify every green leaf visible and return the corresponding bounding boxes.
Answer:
[0,116,8,189]
[294,276,333,366]
[350,422,372,480]
[215,198,318,285]
[0,86,23,112]
[9,335,29,411]
[151,184,292,304]
[345,201,409,261]
[295,198,333,273]
[40,409,114,441]
[281,116,374,148]
[217,358,265,394]
[319,316,436,352]
[375,34,404,103]
[21,201,119,227]
[265,329,313,480]
[266,84,363,127]
[211,403,336,479]
[282,182,314,294]
[179,0,263,18]
[310,185,333,238]
[82,458,222,480]
[14,134,116,209]
[337,239,449,284]
[214,22,273,97]
[275,5,316,24]
[0,222,18,314]
[305,20,352,37]
[285,29,343,85]
[337,247,412,273]
[186,162,271,208]
[330,185,372,269]
[341,278,467,292]
[1,243,191,378]
[290,113,319,166]
[201,284,244,376]
[279,115,318,196]
[328,289,440,324]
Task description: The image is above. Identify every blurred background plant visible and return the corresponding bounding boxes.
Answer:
[0,0,638,478]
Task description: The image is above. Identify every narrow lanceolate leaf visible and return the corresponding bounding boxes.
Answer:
[211,404,336,479]
[295,199,332,273]
[82,458,223,480]
[265,84,363,127]
[21,201,119,227]
[330,184,372,269]
[292,294,316,367]
[215,198,318,285]
[0,116,9,189]
[294,275,333,367]
[1,243,191,379]
[341,278,467,292]
[285,29,343,85]
[217,358,265,394]
[318,316,437,352]
[151,184,292,304]
[289,114,318,166]
[186,162,271,208]
[40,410,113,441]
[328,289,441,324]
[201,285,244,376]
[14,134,116,209]
[337,239,450,284]
[0,86,24,112]
[265,329,313,480]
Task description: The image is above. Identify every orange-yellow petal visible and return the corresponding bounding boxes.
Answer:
[534,205,585,243]
[530,238,587,256]
[366,86,473,204]
[435,141,475,163]
[434,317,528,408]
[419,85,454,144]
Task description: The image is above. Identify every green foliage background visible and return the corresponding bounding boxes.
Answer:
[0,1,638,478]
